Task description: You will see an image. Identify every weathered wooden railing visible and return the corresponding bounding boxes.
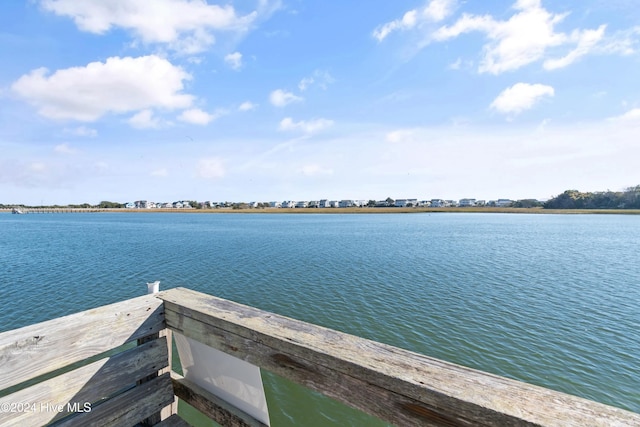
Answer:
[1,287,639,426]
[0,294,183,426]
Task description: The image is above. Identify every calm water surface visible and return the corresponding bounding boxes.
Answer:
[1,212,638,425]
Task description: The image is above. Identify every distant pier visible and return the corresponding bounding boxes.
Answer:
[7,207,106,214]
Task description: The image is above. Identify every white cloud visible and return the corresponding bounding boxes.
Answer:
[187,56,204,64]
[178,108,223,125]
[422,0,624,74]
[373,10,417,42]
[279,117,333,134]
[491,83,554,115]
[40,0,259,54]
[65,126,97,137]
[386,129,416,143]
[129,109,161,129]
[298,77,314,92]
[300,164,333,176]
[269,89,303,107]
[596,26,640,56]
[298,70,334,91]
[373,0,455,41]
[54,143,76,154]
[224,52,243,70]
[196,157,225,179]
[544,25,606,70]
[448,57,462,70]
[238,101,257,111]
[610,108,640,122]
[434,1,570,74]
[423,0,456,22]
[12,55,193,122]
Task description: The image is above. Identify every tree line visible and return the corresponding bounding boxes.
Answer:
[4,187,640,210]
[543,186,640,209]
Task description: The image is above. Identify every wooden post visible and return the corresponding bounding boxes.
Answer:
[138,281,177,425]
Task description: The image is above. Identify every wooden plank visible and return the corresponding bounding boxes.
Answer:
[165,309,477,427]
[0,294,164,391]
[54,373,174,427]
[171,372,267,427]
[155,413,193,427]
[0,337,168,426]
[159,329,178,420]
[159,287,640,427]
[139,329,176,425]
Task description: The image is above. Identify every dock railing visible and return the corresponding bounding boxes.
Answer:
[0,294,176,426]
[1,287,639,426]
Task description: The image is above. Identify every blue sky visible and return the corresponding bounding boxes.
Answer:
[1,0,639,205]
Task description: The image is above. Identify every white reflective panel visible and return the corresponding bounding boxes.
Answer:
[174,332,270,425]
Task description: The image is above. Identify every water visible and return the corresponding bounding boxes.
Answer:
[1,212,639,425]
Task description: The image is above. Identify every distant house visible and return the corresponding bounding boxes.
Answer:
[318,199,329,208]
[375,200,389,207]
[430,199,445,207]
[270,201,282,208]
[394,199,417,207]
[295,201,309,208]
[496,199,513,207]
[329,200,340,208]
[282,201,296,208]
[125,202,135,209]
[446,200,458,207]
[339,200,355,208]
[459,199,477,207]
[173,201,183,209]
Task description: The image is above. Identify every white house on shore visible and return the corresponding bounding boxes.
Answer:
[496,199,513,207]
[394,199,418,207]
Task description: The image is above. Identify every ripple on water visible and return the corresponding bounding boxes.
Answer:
[0,212,638,419]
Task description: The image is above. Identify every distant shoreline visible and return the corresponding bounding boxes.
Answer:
[3,207,640,214]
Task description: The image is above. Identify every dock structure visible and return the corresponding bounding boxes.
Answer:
[1,287,639,426]
[8,207,105,214]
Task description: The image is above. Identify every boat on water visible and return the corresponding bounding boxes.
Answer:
[11,208,24,214]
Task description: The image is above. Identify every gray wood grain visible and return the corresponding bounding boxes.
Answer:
[159,287,640,427]
[0,337,168,426]
[0,294,165,391]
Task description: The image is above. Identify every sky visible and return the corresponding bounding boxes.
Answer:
[1,0,639,205]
